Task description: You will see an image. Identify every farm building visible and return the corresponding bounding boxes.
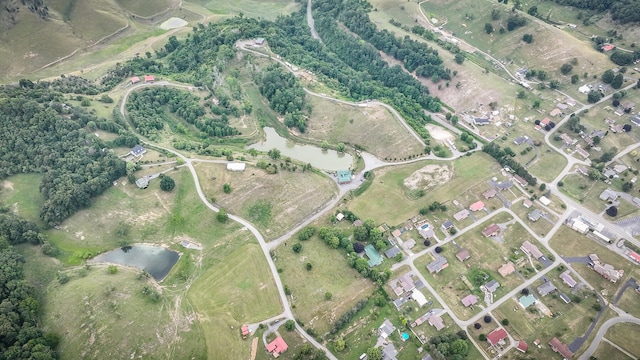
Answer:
[130,76,140,84]
[241,325,249,339]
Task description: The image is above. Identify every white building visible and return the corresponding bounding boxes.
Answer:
[227,162,246,171]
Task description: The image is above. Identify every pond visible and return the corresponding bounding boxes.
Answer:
[89,245,180,281]
[247,127,353,171]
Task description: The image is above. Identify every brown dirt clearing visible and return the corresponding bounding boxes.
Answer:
[403,164,453,190]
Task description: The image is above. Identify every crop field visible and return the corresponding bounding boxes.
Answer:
[606,323,640,358]
[193,162,337,240]
[192,0,299,21]
[273,231,376,336]
[43,267,206,359]
[420,0,612,94]
[302,96,425,160]
[348,153,500,225]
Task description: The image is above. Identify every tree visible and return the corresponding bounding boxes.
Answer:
[571,74,580,84]
[267,148,281,160]
[623,124,632,132]
[539,183,546,191]
[423,239,431,246]
[485,23,494,34]
[334,338,346,352]
[159,174,175,191]
[321,141,329,150]
[522,34,533,43]
[435,246,443,253]
[337,143,346,153]
[588,90,602,103]
[451,339,468,354]
[602,69,615,84]
[560,63,573,75]
[284,320,296,331]
[549,80,561,89]
[527,5,538,16]
[501,318,510,325]
[325,292,333,300]
[474,323,481,329]
[483,315,492,323]
[353,226,368,242]
[217,209,229,223]
[292,243,302,253]
[223,183,232,194]
[611,73,624,89]
[107,265,118,274]
[622,182,633,192]
[479,334,487,341]
[366,347,382,360]
[606,206,618,217]
[306,262,313,271]
[454,53,465,64]
[354,242,365,253]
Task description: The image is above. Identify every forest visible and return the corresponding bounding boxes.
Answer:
[258,64,309,132]
[551,0,640,24]
[0,85,126,226]
[0,212,58,359]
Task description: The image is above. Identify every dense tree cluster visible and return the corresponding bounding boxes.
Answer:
[553,0,640,24]
[0,214,58,359]
[483,143,538,186]
[330,299,368,334]
[259,65,308,132]
[126,87,239,138]
[428,332,472,360]
[0,85,127,226]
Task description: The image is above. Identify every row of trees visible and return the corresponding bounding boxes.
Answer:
[483,143,538,186]
[0,212,58,359]
[0,85,127,225]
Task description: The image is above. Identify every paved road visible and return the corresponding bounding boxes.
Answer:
[578,316,640,360]
[306,0,321,42]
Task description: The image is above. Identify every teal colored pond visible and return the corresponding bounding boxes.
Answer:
[89,245,180,281]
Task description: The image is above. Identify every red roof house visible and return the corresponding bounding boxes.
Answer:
[144,75,155,83]
[541,117,551,126]
[602,44,615,51]
[470,201,485,212]
[517,340,528,353]
[131,76,140,84]
[482,223,500,237]
[266,336,288,356]
[629,251,640,264]
[513,175,528,187]
[549,337,573,359]
[487,328,508,346]
[241,325,249,339]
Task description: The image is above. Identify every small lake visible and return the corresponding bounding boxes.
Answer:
[247,127,353,171]
[89,245,180,282]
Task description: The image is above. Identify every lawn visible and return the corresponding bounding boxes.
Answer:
[0,173,45,226]
[616,289,640,319]
[188,241,282,360]
[348,153,499,225]
[193,161,338,241]
[510,200,555,237]
[42,266,206,359]
[116,0,172,17]
[592,340,631,360]
[273,233,376,336]
[606,322,640,358]
[560,174,611,213]
[301,96,425,160]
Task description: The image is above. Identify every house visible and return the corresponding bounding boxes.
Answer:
[227,162,246,171]
[557,103,569,110]
[419,228,435,240]
[537,281,557,296]
[539,196,551,206]
[590,253,624,283]
[254,37,265,45]
[575,146,590,159]
[379,319,396,339]
[130,76,141,84]
[484,280,500,293]
[566,97,577,107]
[428,315,445,331]
[522,199,533,208]
[541,117,551,126]
[577,166,589,176]
[241,325,249,339]
[513,175,528,187]
[498,262,516,277]
[411,289,428,307]
[610,124,625,133]
[391,229,402,238]
[337,170,352,184]
[456,249,471,262]
[336,213,344,221]
[519,294,537,309]
[513,136,529,146]
[482,224,500,237]
[496,181,512,191]
[266,336,288,356]
[385,245,401,259]
[560,270,578,288]
[521,241,544,259]
[441,220,454,232]
[601,44,615,51]
[560,133,576,146]
[403,238,416,250]
[353,219,364,227]
[486,328,509,347]
[599,188,618,201]
[129,145,147,157]
[135,175,152,189]
[382,343,398,360]
[427,255,449,274]
[469,201,485,212]
[549,337,574,359]
[461,294,479,307]
[613,164,628,174]
[568,217,589,234]
[517,341,528,353]
[364,245,383,267]
[474,117,490,126]
[454,209,470,221]
[144,75,155,83]
[482,188,497,199]
[528,209,543,222]
[628,251,640,264]
[392,273,415,296]
[621,101,635,111]
[550,108,562,117]
[578,85,592,94]
[632,115,640,126]
[567,23,577,29]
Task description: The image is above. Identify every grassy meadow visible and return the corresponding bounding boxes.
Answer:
[606,323,640,358]
[190,0,299,21]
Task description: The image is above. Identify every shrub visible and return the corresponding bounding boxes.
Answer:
[292,243,302,253]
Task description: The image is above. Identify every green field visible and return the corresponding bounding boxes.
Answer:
[606,322,640,358]
[616,288,640,319]
[592,340,632,360]
[0,174,45,225]
[193,0,299,21]
[348,153,500,225]
[194,162,338,241]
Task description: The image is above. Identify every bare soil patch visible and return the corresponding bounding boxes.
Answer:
[403,164,453,191]
[425,124,454,142]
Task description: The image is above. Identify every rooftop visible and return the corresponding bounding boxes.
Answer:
[487,328,508,346]
[364,244,383,267]
[519,294,536,308]
[337,170,352,184]
[521,240,544,259]
[427,255,449,273]
[461,294,478,307]
[537,281,557,296]
[456,249,471,262]
[482,223,500,237]
[266,336,288,354]
[469,200,485,212]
